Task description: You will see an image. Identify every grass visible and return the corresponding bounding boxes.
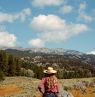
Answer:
[0,77,95,97]
[71,87,95,97]
[0,84,22,96]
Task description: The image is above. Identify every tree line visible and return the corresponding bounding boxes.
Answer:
[21,55,95,79]
[0,50,95,80]
[0,50,21,80]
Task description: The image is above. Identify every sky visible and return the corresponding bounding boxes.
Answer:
[0,0,95,54]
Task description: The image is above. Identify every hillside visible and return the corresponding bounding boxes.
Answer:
[3,48,95,65]
[2,48,95,78]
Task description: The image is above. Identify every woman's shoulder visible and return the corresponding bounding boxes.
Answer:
[41,77,47,82]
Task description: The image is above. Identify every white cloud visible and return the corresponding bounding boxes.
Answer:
[0,29,17,47]
[87,51,95,55]
[79,2,86,12]
[0,8,31,23]
[77,2,93,22]
[31,14,64,31]
[18,8,31,22]
[0,25,6,31]
[28,38,44,48]
[59,5,73,14]
[32,0,63,7]
[78,12,92,22]
[30,14,88,43]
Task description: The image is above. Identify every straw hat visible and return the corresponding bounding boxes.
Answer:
[43,67,57,74]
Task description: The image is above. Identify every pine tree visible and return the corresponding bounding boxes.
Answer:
[8,55,16,76]
[15,58,21,76]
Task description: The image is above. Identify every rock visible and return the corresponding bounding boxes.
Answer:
[59,90,74,97]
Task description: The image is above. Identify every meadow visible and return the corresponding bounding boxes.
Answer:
[0,77,95,97]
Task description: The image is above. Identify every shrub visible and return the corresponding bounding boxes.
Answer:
[0,69,5,81]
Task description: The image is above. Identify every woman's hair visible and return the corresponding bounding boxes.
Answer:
[45,74,58,90]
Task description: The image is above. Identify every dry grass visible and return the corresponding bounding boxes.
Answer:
[0,84,22,96]
[0,77,95,97]
[71,87,95,97]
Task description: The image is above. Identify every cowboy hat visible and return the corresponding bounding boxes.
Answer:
[43,67,57,74]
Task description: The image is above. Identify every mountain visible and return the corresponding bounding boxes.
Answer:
[87,51,95,55]
[1,47,95,65]
[2,47,83,55]
[1,47,95,78]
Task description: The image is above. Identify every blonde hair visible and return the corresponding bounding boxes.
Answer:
[45,75,58,90]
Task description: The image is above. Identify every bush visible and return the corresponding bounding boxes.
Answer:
[0,69,5,81]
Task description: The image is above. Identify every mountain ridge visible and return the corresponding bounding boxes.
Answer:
[1,47,95,65]
[1,47,85,55]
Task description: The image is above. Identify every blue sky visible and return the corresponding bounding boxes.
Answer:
[0,0,95,53]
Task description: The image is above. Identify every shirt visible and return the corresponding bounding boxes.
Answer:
[38,77,59,94]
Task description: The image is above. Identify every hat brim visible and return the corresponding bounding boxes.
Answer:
[43,70,57,74]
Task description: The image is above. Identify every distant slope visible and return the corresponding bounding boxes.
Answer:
[2,48,95,78]
[3,48,95,65]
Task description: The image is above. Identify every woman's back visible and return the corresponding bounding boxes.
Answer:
[44,75,59,93]
[38,67,59,97]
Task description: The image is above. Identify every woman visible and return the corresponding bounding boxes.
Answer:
[38,67,59,97]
